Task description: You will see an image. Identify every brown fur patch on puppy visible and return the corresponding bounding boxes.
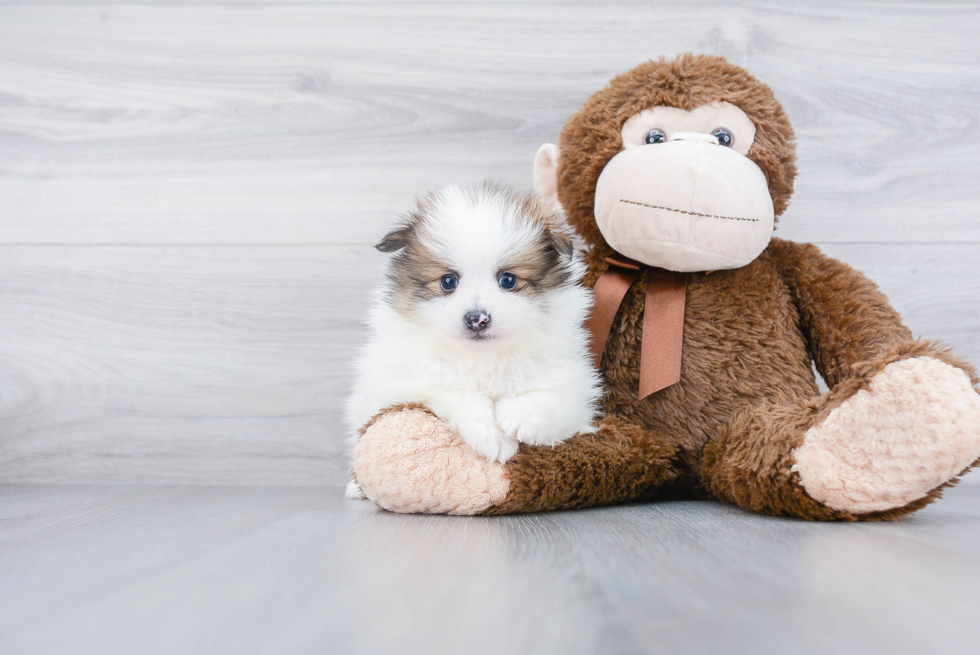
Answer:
[490,182,578,296]
[375,209,450,317]
[498,223,576,297]
[557,53,797,251]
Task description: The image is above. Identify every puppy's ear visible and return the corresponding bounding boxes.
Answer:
[546,222,574,258]
[375,225,413,253]
[377,194,433,252]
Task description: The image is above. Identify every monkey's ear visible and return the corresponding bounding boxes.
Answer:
[375,225,413,253]
[533,143,562,213]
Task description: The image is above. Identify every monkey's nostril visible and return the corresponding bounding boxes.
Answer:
[464,310,491,331]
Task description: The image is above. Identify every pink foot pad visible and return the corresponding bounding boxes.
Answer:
[354,406,510,515]
[793,357,980,513]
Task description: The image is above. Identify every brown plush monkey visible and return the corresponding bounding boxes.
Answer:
[352,54,980,520]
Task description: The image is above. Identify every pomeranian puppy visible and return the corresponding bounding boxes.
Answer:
[345,182,601,498]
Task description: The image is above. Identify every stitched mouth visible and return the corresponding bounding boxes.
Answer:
[619,199,759,223]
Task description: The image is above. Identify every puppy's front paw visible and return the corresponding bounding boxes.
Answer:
[495,396,556,446]
[457,415,519,463]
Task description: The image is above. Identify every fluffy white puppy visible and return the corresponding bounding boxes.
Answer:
[345,182,601,498]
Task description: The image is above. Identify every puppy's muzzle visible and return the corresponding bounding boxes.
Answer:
[464,310,491,334]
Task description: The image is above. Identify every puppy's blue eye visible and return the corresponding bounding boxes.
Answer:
[440,274,458,292]
[644,129,666,145]
[498,272,517,291]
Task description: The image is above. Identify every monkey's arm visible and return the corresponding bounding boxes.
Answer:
[486,415,680,514]
[768,238,921,385]
[700,238,980,520]
[352,405,680,515]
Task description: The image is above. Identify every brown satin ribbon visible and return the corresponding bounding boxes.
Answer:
[587,255,687,400]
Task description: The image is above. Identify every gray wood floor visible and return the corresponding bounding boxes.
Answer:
[2,484,979,655]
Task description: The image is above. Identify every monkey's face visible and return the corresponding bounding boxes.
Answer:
[532,55,797,273]
[592,101,774,272]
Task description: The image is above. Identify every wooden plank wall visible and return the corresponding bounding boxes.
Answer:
[1,1,978,485]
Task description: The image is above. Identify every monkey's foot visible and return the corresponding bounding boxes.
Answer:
[792,356,980,514]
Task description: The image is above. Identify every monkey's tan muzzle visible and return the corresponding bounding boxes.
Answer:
[594,139,775,273]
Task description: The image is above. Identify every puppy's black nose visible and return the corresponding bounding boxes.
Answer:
[464,310,491,332]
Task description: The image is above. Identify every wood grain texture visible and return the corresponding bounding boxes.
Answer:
[0,2,978,245]
[1,484,979,654]
[0,245,386,484]
[0,1,978,485]
[0,243,977,485]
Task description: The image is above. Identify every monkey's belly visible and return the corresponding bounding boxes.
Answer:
[599,255,819,470]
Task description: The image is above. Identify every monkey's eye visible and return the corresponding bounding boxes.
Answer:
[498,272,518,291]
[712,128,734,148]
[644,129,667,145]
[440,273,458,292]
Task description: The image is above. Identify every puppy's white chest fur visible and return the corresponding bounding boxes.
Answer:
[346,182,602,470]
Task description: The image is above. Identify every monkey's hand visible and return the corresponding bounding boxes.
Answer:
[353,404,510,515]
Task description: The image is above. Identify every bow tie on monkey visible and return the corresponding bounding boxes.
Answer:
[534,100,776,398]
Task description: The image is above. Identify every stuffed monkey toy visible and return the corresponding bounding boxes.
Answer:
[352,54,980,520]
